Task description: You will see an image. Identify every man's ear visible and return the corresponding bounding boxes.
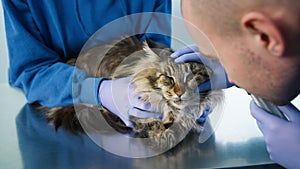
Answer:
[241,12,285,57]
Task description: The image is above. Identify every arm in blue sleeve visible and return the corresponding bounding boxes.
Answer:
[2,0,100,107]
[148,0,172,47]
[140,0,172,47]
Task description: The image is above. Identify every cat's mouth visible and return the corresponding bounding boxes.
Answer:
[172,99,184,109]
[173,100,182,105]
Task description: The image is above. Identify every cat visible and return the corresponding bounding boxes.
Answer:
[38,36,223,150]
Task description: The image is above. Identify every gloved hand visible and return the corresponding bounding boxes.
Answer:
[171,45,234,92]
[98,77,160,128]
[250,101,300,169]
[196,106,212,124]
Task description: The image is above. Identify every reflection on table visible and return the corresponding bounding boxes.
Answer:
[16,103,272,169]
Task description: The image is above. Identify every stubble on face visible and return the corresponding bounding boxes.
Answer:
[234,42,293,105]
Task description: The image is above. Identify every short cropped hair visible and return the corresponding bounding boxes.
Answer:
[185,0,300,38]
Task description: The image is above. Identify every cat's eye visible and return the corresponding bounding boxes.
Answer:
[163,76,175,87]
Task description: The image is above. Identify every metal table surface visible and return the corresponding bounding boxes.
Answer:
[2,84,298,169]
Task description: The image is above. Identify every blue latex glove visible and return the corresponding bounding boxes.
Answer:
[171,45,234,92]
[98,77,160,128]
[250,101,300,169]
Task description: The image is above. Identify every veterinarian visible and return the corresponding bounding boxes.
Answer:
[2,0,173,127]
[172,0,300,168]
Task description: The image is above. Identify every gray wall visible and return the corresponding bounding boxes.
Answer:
[0,1,9,84]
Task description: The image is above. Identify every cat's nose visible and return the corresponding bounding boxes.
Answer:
[176,91,182,97]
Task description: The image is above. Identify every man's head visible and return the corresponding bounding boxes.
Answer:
[182,0,300,105]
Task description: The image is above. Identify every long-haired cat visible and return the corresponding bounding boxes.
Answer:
[39,36,223,150]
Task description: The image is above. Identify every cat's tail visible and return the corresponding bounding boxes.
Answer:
[36,105,84,134]
[36,104,133,135]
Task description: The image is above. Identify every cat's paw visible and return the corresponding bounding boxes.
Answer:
[162,111,176,128]
[130,116,165,138]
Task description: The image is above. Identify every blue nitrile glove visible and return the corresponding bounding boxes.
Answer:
[170,45,234,92]
[250,101,300,169]
[196,106,212,124]
[98,77,160,128]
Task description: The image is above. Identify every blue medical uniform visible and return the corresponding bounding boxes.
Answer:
[2,0,171,107]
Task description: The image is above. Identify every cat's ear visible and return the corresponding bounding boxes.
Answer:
[142,41,160,61]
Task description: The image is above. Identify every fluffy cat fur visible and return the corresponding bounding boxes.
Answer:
[38,36,223,150]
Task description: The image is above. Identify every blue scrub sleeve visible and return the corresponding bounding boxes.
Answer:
[2,0,99,107]
[2,0,171,107]
[145,0,171,47]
